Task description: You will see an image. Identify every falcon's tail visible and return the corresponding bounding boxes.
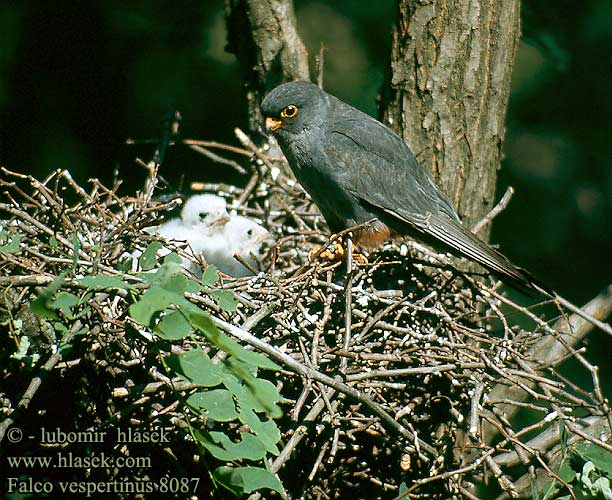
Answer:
[423,214,554,297]
[401,214,612,337]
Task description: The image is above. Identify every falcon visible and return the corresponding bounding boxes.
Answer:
[261,81,542,293]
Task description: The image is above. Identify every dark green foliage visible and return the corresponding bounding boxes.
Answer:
[541,435,612,499]
[26,241,284,497]
[127,245,283,496]
[0,230,21,254]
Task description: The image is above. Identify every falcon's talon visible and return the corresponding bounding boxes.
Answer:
[353,253,369,266]
[309,241,368,266]
[310,241,345,262]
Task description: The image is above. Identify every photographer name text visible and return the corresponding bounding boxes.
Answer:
[39,427,170,444]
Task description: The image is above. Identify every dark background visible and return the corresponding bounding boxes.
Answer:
[1,0,611,304]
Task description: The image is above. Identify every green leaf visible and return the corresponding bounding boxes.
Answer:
[220,363,245,393]
[197,430,267,461]
[597,477,612,500]
[10,336,31,361]
[575,443,612,478]
[50,292,79,319]
[117,256,133,272]
[184,277,201,294]
[54,322,68,335]
[175,349,223,387]
[213,466,282,495]
[128,286,186,326]
[211,289,238,312]
[163,252,183,265]
[78,275,134,290]
[557,459,576,483]
[189,311,234,350]
[49,236,58,248]
[543,454,575,500]
[148,260,182,286]
[30,275,66,320]
[243,378,283,418]
[30,300,58,320]
[221,364,282,418]
[0,233,20,254]
[158,271,189,294]
[201,264,219,285]
[559,420,568,458]
[155,310,193,340]
[238,407,280,454]
[233,349,280,372]
[187,389,238,421]
[139,241,163,271]
[189,312,278,372]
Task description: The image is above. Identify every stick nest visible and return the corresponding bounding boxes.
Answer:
[0,137,610,500]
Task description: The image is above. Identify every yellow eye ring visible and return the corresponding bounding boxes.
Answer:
[280,104,298,119]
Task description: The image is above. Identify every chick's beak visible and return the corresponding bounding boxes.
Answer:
[265,116,282,133]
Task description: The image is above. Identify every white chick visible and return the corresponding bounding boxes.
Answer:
[150,194,271,277]
[208,214,272,277]
[153,217,197,242]
[181,193,227,226]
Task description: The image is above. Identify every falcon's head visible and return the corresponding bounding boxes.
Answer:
[261,81,328,138]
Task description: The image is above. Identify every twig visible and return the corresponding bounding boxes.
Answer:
[341,236,354,374]
[187,144,247,175]
[472,186,514,234]
[211,315,436,459]
[469,381,485,435]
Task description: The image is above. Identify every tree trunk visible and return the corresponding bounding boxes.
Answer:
[225,0,310,132]
[223,4,612,500]
[381,0,521,237]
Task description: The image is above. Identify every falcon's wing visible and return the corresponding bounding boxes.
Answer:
[324,101,459,222]
[324,104,545,293]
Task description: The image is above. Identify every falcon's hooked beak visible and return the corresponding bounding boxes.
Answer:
[265,116,282,133]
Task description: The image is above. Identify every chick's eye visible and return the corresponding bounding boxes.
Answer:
[281,104,298,119]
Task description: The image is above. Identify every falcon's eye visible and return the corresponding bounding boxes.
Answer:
[280,104,298,119]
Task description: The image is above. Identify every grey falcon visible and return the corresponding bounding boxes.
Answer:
[261,80,547,294]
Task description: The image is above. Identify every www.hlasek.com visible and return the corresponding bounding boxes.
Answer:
[5,476,200,497]
[7,451,150,469]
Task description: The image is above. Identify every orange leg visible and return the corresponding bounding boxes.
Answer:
[309,238,368,265]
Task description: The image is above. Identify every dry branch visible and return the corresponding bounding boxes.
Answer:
[1,141,611,500]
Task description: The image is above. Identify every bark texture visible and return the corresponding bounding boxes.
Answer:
[226,0,310,131]
[381,0,521,236]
